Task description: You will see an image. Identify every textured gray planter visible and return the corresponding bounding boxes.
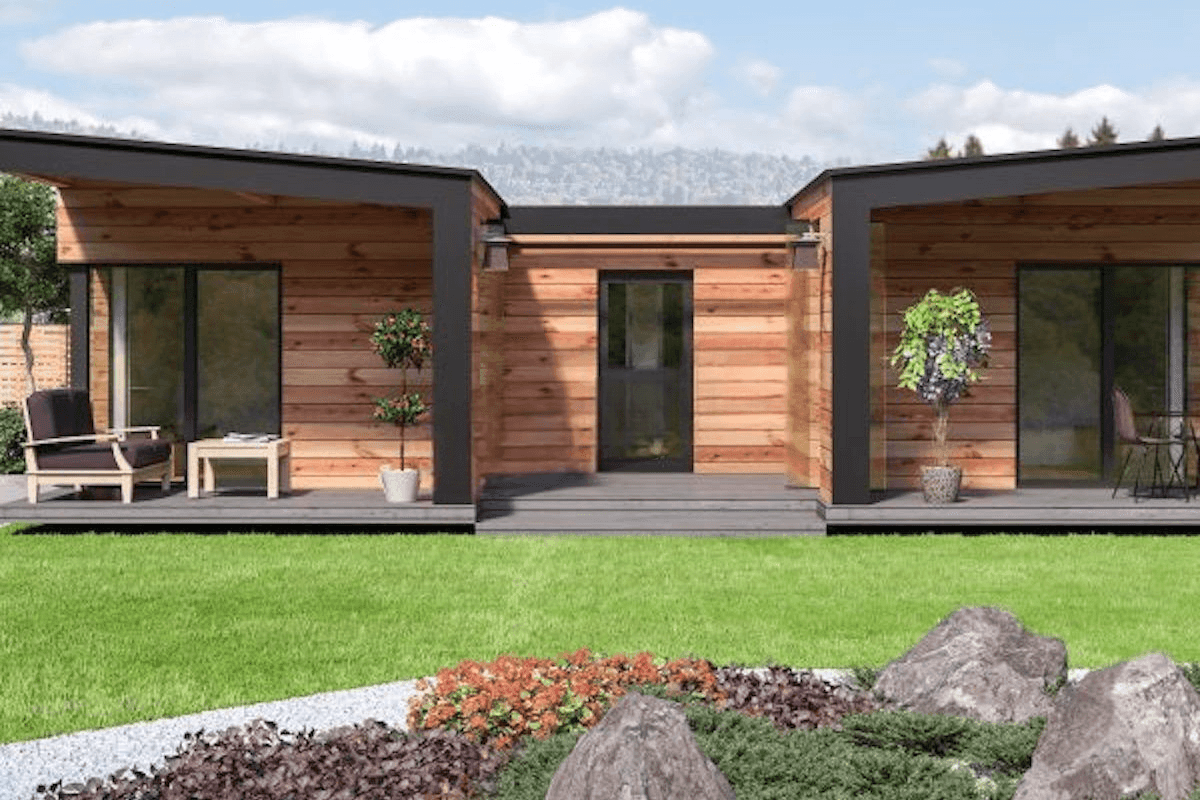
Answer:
[921,465,961,504]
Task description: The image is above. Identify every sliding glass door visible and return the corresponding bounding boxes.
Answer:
[1018,265,1186,483]
[113,266,280,446]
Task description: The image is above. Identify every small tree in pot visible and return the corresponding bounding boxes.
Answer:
[890,288,991,503]
[371,309,432,502]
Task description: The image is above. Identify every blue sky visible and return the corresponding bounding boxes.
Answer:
[0,0,1196,164]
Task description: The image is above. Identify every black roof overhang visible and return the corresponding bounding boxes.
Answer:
[0,127,506,212]
[0,128,491,506]
[506,204,790,234]
[796,137,1200,507]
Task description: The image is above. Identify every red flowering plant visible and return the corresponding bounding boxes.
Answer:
[407,649,724,749]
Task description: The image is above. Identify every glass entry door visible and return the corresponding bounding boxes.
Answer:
[598,272,692,471]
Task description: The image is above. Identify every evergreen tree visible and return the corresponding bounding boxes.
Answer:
[1057,127,1081,148]
[0,174,65,394]
[1149,124,1166,141]
[925,137,954,160]
[1088,116,1119,146]
[961,134,984,157]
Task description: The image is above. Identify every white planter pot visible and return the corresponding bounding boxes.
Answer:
[380,466,420,503]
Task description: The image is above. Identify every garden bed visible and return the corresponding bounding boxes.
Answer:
[34,651,1046,800]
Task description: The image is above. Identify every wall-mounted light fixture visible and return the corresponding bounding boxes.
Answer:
[787,225,822,270]
[479,221,512,272]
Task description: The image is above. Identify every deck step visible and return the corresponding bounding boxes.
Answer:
[475,509,825,535]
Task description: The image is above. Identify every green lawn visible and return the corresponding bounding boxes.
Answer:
[2,529,1199,744]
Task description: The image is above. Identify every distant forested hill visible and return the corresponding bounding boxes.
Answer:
[2,112,833,204]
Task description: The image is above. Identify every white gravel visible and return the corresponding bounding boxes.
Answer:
[0,678,427,800]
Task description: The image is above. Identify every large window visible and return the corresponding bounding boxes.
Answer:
[1018,266,1188,483]
[111,266,280,443]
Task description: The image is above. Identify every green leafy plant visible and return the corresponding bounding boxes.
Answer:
[890,288,991,466]
[0,403,25,473]
[370,308,432,470]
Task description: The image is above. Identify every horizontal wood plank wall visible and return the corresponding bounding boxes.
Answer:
[471,186,505,495]
[502,244,789,475]
[0,324,69,405]
[790,186,833,501]
[693,262,789,473]
[874,182,1200,491]
[59,181,434,490]
[499,254,598,473]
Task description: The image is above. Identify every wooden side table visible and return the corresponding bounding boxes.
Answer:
[187,438,291,499]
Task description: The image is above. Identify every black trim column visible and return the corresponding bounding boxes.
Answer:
[831,191,873,505]
[68,266,89,390]
[430,188,474,505]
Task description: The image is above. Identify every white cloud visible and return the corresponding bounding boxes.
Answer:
[908,79,1193,153]
[20,10,715,150]
[0,82,100,123]
[736,58,780,96]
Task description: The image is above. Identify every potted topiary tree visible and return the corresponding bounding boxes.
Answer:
[371,308,432,503]
[890,288,991,503]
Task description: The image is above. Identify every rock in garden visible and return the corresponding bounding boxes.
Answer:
[1014,652,1200,800]
[544,692,735,800]
[873,606,1067,723]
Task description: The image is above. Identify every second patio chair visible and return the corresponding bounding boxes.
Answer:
[1111,386,1189,499]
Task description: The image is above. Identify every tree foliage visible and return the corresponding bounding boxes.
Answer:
[1088,116,1119,146]
[0,173,64,394]
[890,289,991,466]
[961,134,984,157]
[1149,124,1166,141]
[1057,127,1081,148]
[370,308,432,470]
[925,138,953,160]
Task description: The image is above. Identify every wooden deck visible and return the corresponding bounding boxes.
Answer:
[3,474,1199,533]
[0,480,474,528]
[824,487,1200,530]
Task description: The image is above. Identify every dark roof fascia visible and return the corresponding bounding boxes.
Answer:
[786,135,1200,212]
[506,204,790,234]
[0,128,507,214]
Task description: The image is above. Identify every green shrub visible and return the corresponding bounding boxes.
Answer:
[0,404,25,474]
[492,731,581,800]
[491,701,1037,800]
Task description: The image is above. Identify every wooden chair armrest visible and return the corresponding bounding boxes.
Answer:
[107,425,161,440]
[24,432,117,447]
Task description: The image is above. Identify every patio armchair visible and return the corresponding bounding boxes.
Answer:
[23,388,173,504]
[1111,386,1190,499]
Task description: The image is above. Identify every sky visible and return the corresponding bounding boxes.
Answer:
[1,0,1199,166]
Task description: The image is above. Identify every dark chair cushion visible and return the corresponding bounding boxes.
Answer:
[26,388,95,442]
[37,439,172,471]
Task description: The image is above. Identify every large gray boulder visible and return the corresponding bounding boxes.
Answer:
[1014,653,1200,800]
[544,692,735,800]
[873,606,1067,723]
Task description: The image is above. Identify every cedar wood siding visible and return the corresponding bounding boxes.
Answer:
[499,238,791,475]
[62,179,438,491]
[788,186,834,502]
[870,181,1200,490]
[470,184,505,493]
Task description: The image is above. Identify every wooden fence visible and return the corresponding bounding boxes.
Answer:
[0,323,69,407]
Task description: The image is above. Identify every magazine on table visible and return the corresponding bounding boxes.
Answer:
[222,432,281,443]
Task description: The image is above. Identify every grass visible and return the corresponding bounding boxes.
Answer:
[3,528,1200,744]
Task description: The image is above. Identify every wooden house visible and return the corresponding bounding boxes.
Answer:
[6,127,1200,529]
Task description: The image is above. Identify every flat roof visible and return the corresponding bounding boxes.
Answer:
[787,134,1200,210]
[506,204,791,234]
[0,128,507,213]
